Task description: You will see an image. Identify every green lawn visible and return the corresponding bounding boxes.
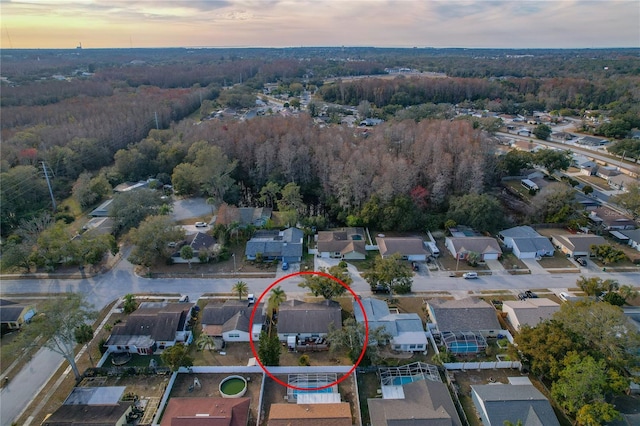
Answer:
[348,252,378,273]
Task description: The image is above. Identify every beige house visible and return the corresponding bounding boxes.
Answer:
[0,299,36,332]
[445,236,502,261]
[502,298,560,330]
[376,236,428,261]
[551,234,607,257]
[316,228,366,260]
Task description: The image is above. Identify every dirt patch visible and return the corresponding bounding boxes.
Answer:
[450,367,525,426]
[168,372,263,425]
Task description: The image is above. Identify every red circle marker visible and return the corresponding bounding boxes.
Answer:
[248,270,369,391]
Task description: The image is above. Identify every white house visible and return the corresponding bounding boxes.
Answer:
[498,226,555,259]
[316,228,367,260]
[621,229,640,251]
[445,236,502,261]
[609,174,638,191]
[201,300,264,342]
[354,298,427,352]
[276,300,341,341]
[104,302,194,355]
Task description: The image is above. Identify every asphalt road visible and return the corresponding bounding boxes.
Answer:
[1,255,638,425]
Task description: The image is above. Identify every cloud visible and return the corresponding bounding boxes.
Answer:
[1,0,639,48]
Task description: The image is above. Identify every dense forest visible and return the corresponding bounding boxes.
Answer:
[1,47,639,238]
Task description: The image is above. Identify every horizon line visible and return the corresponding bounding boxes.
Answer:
[2,45,639,51]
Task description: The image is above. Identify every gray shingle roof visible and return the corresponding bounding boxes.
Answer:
[511,237,555,254]
[502,299,560,329]
[368,379,462,426]
[377,237,428,257]
[552,234,607,253]
[277,300,341,334]
[472,383,560,426]
[106,302,192,344]
[499,226,540,239]
[622,229,640,243]
[317,228,367,255]
[245,227,303,259]
[428,298,500,332]
[0,305,28,322]
[447,237,502,255]
[189,232,216,250]
[354,298,425,337]
[201,300,264,333]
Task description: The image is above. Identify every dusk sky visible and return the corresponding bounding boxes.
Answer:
[1,0,639,49]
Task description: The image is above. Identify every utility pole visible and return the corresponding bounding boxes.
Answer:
[41,161,56,211]
[232,253,236,276]
[154,112,159,130]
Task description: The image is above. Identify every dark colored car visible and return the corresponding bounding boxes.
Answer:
[411,261,419,271]
[575,257,587,266]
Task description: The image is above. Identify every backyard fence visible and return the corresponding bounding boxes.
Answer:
[443,360,522,370]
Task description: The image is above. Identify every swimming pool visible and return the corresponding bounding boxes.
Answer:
[391,376,416,386]
[447,341,479,353]
[292,384,335,395]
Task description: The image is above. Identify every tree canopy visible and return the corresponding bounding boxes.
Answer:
[257,331,280,366]
[298,265,353,300]
[232,281,249,300]
[446,193,505,233]
[160,343,194,371]
[363,254,413,294]
[551,353,626,420]
[533,149,572,174]
[327,317,391,365]
[109,189,167,235]
[610,183,640,219]
[128,215,185,267]
[21,293,97,380]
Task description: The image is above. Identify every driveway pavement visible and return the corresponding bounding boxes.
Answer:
[521,258,549,274]
[171,197,213,222]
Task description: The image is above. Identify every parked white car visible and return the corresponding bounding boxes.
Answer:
[194,221,208,228]
[462,272,478,279]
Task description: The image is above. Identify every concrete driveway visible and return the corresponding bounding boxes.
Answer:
[171,197,213,222]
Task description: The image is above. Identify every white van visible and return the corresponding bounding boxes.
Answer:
[247,294,256,304]
[463,272,478,279]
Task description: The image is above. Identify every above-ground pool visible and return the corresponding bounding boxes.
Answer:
[219,375,248,398]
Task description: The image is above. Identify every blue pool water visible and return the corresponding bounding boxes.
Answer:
[391,376,415,386]
[448,342,479,353]
[293,385,334,395]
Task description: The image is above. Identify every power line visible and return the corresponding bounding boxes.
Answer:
[41,161,56,210]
